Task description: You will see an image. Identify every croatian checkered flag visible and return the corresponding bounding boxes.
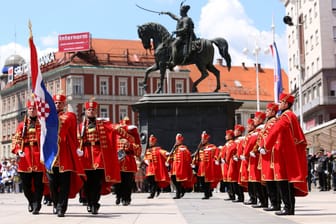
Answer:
[29,24,59,171]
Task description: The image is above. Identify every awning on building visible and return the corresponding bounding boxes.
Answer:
[304,119,336,153]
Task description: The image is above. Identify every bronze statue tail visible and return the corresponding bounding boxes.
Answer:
[211,38,231,71]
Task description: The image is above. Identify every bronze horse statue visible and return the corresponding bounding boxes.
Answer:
[137,22,231,93]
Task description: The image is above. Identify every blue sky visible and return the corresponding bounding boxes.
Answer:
[0,0,287,72]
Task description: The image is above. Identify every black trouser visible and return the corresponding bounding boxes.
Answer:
[227,182,235,200]
[171,175,184,198]
[266,181,280,208]
[233,182,244,201]
[318,172,327,190]
[47,167,71,213]
[114,171,135,202]
[146,175,159,197]
[255,182,268,206]
[20,171,44,209]
[247,182,257,203]
[84,169,104,207]
[199,176,211,198]
[277,181,295,214]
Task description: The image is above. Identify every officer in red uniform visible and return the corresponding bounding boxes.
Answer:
[12,100,44,215]
[221,129,236,201]
[239,118,257,205]
[231,124,245,202]
[193,131,221,199]
[166,133,193,199]
[77,100,121,214]
[249,111,268,208]
[47,94,85,217]
[144,135,170,199]
[263,93,308,215]
[114,116,141,206]
[258,102,281,211]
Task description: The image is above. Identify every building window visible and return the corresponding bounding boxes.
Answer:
[333,26,336,40]
[318,114,323,125]
[137,79,145,96]
[119,79,127,96]
[100,77,109,95]
[333,0,336,10]
[67,76,83,96]
[99,105,109,119]
[55,80,61,94]
[119,106,128,120]
[175,80,184,93]
[48,81,54,95]
[330,80,336,96]
[235,113,242,125]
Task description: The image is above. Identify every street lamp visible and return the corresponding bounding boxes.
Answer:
[243,40,269,112]
[281,0,304,128]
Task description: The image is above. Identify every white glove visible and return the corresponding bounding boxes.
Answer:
[259,148,266,155]
[249,151,256,158]
[76,149,84,157]
[166,152,171,156]
[191,164,196,168]
[324,170,329,175]
[215,160,219,165]
[240,155,246,160]
[233,156,238,162]
[165,162,170,167]
[18,150,25,157]
[144,159,149,165]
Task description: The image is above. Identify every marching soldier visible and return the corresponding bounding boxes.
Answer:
[47,94,85,217]
[77,100,121,214]
[12,100,44,215]
[166,133,193,199]
[114,116,141,206]
[263,93,308,215]
[193,131,221,199]
[144,134,170,199]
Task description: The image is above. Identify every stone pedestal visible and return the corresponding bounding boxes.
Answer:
[132,93,242,153]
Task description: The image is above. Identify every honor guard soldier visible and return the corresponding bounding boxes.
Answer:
[12,100,44,215]
[144,134,170,199]
[47,94,85,217]
[263,93,308,215]
[239,118,257,205]
[193,131,221,199]
[77,100,121,214]
[114,116,141,206]
[258,103,281,211]
[166,133,193,199]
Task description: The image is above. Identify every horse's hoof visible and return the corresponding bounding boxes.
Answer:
[213,89,219,92]
[192,87,198,93]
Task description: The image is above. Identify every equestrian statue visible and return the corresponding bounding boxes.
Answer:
[137,3,231,94]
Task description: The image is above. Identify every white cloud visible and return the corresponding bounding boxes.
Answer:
[40,32,58,47]
[198,0,288,71]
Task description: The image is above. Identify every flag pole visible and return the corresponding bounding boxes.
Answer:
[27,20,32,95]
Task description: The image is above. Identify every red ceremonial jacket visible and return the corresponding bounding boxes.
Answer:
[246,126,263,182]
[258,116,277,181]
[167,144,193,184]
[144,146,170,188]
[265,109,308,196]
[55,111,85,198]
[12,118,45,173]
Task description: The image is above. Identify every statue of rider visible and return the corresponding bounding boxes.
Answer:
[161,4,197,69]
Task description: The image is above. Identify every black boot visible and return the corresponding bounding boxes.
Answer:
[275,181,292,216]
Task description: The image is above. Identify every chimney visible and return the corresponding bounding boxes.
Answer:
[254,63,262,71]
[216,58,223,66]
[242,62,248,70]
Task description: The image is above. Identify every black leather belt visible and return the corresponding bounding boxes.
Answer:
[83,141,100,146]
[24,142,38,146]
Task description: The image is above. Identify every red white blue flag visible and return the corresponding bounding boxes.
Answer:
[270,41,283,103]
[29,36,59,171]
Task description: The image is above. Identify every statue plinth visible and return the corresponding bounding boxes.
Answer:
[132,93,242,153]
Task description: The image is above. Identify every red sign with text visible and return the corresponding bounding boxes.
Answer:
[58,32,91,52]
